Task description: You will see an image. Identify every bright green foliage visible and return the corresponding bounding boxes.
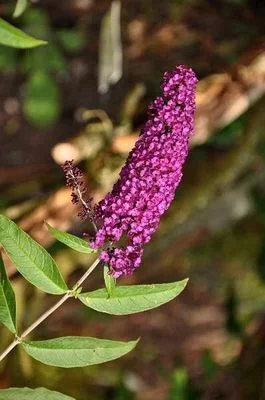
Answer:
[23,70,60,128]
[0,254,16,333]
[22,336,139,368]
[0,18,46,48]
[79,279,188,315]
[46,223,96,254]
[13,0,28,18]
[0,387,75,400]
[104,265,116,297]
[0,215,67,295]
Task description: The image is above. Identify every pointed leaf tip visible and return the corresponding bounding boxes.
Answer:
[79,278,188,315]
[0,215,67,295]
[22,336,138,368]
[45,222,96,254]
[0,18,47,49]
[13,0,28,18]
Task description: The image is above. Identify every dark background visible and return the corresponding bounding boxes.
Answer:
[1,1,265,399]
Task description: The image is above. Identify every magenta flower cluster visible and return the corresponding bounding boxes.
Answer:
[89,65,197,277]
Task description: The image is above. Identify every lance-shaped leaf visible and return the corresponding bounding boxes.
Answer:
[46,223,96,254]
[0,387,75,400]
[0,215,68,295]
[22,336,138,368]
[0,253,16,333]
[104,265,116,297]
[79,279,188,315]
[13,0,28,18]
[0,18,47,48]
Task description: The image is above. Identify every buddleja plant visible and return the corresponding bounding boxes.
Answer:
[0,4,198,395]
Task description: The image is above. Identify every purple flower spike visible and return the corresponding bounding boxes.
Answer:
[91,65,197,277]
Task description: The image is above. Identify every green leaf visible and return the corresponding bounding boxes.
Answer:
[0,215,68,295]
[22,45,66,74]
[0,387,75,400]
[23,70,60,128]
[22,336,138,368]
[57,29,86,53]
[13,0,28,18]
[79,279,188,315]
[46,223,96,254]
[0,253,16,333]
[0,18,47,49]
[104,265,116,297]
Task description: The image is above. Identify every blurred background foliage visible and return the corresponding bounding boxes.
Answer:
[0,0,265,399]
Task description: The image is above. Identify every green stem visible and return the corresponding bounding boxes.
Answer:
[0,257,100,363]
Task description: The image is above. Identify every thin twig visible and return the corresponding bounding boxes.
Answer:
[73,256,100,289]
[0,257,100,363]
[0,339,19,362]
[20,292,71,340]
